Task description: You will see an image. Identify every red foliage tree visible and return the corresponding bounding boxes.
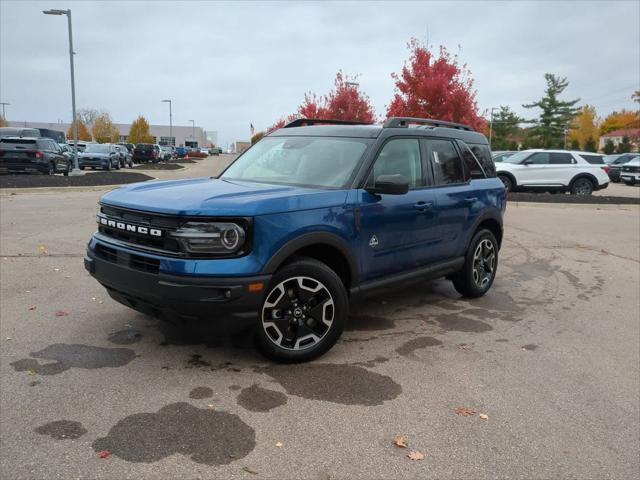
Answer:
[266,113,300,133]
[299,71,376,123]
[386,39,485,131]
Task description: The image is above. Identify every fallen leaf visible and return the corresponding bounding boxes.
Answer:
[393,435,408,448]
[407,450,425,461]
[207,404,215,409]
[97,450,110,459]
[458,344,472,352]
[275,441,283,448]
[5,337,12,341]
[91,297,96,301]
[38,244,48,256]
[55,311,69,317]
[54,268,60,272]
[98,301,104,304]
[242,466,259,475]
[479,413,489,420]
[454,407,476,417]
[29,368,37,375]
[28,306,36,311]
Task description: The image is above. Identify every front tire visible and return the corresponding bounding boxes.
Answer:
[256,257,348,363]
[452,229,498,298]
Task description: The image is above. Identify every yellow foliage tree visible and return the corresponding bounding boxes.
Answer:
[92,112,119,143]
[0,115,8,127]
[599,109,640,135]
[67,120,92,141]
[568,105,599,150]
[127,115,154,144]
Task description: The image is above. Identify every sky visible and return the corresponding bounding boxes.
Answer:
[1,0,639,148]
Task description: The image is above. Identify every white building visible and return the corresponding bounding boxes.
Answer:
[7,120,218,148]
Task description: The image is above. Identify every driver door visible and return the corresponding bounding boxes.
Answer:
[357,138,439,282]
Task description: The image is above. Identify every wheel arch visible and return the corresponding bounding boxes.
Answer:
[465,211,503,252]
[262,232,358,288]
[569,172,598,189]
[497,171,517,188]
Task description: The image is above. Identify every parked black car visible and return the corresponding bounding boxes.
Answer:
[115,144,133,168]
[133,143,158,163]
[607,153,640,182]
[78,143,121,170]
[0,136,70,175]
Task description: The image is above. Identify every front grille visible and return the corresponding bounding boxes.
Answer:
[95,244,118,263]
[622,166,639,173]
[130,254,160,274]
[94,242,160,274]
[99,205,183,254]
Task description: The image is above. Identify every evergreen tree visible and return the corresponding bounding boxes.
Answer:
[584,137,597,152]
[491,106,522,150]
[616,136,632,154]
[523,74,580,149]
[603,139,615,154]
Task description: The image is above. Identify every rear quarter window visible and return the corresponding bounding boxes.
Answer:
[469,144,496,177]
[579,154,604,164]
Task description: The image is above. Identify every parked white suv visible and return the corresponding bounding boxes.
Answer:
[620,158,640,185]
[496,149,610,195]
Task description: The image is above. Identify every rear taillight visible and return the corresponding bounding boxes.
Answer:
[602,165,609,174]
[35,151,44,159]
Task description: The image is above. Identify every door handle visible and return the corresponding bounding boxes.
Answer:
[463,197,478,204]
[413,201,433,211]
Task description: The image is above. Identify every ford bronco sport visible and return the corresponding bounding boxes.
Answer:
[85,117,505,362]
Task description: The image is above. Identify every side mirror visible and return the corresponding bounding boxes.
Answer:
[366,174,409,195]
[523,159,532,165]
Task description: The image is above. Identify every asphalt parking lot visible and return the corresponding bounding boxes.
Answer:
[1,167,639,479]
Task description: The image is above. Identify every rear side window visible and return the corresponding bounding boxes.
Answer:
[550,152,574,164]
[579,154,604,165]
[428,139,465,185]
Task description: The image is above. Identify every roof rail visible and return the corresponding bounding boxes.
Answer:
[383,117,473,131]
[283,118,373,128]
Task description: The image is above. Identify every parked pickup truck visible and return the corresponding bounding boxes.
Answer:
[85,117,505,362]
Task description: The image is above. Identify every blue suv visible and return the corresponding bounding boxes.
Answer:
[85,117,505,362]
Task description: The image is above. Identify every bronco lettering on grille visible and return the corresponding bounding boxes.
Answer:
[97,215,162,237]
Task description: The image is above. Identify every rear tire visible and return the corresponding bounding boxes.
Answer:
[47,163,55,175]
[452,229,498,298]
[498,174,513,192]
[256,257,348,363]
[570,177,594,196]
[624,180,635,186]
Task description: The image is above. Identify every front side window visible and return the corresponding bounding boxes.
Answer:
[368,138,423,188]
[526,152,550,165]
[429,139,465,185]
[222,136,371,188]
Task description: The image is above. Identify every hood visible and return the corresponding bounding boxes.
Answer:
[495,162,519,173]
[100,177,349,216]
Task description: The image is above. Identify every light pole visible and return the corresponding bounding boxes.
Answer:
[189,119,195,147]
[563,125,569,150]
[43,8,81,175]
[0,102,10,119]
[488,107,499,150]
[161,99,172,145]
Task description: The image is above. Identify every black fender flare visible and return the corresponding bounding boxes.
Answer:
[464,209,504,252]
[261,232,359,284]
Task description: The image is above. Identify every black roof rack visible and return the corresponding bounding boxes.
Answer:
[383,117,473,131]
[284,118,373,128]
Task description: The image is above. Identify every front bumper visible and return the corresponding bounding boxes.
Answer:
[79,158,109,167]
[85,242,270,332]
[621,172,640,182]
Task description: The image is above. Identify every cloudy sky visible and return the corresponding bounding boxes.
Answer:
[1,0,638,147]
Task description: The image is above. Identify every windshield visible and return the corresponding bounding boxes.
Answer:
[503,151,533,164]
[221,136,371,188]
[84,144,111,153]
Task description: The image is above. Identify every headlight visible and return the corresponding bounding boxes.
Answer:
[170,222,247,255]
